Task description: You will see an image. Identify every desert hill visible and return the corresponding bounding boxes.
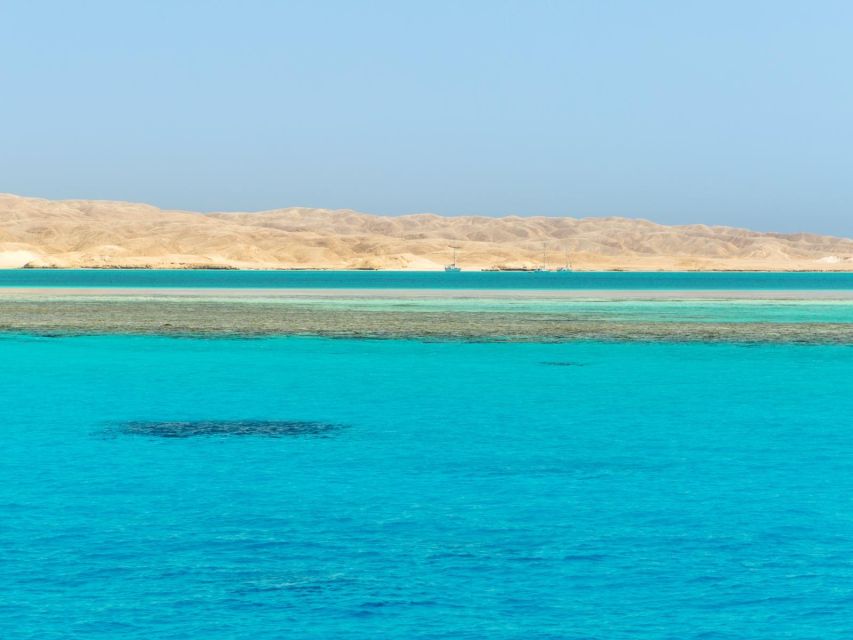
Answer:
[1,193,851,271]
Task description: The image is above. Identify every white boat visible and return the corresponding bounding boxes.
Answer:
[556,247,572,272]
[444,247,461,272]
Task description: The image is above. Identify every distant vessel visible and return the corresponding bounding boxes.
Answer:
[556,247,572,272]
[444,247,461,272]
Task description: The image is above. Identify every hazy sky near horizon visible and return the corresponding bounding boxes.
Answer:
[1,1,851,236]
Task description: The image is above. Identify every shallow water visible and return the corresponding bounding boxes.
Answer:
[1,296,852,343]
[3,335,853,639]
[2,269,853,290]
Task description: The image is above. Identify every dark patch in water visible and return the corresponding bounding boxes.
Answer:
[540,361,586,367]
[115,419,345,439]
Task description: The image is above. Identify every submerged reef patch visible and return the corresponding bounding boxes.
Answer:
[114,419,345,438]
[2,296,852,344]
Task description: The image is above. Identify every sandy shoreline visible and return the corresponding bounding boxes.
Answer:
[4,193,853,271]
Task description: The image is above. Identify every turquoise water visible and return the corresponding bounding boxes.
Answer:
[1,269,853,290]
[3,335,853,639]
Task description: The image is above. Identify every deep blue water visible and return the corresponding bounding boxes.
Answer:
[3,335,853,639]
[1,269,853,290]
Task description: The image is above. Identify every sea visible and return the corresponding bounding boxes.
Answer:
[1,271,852,639]
[1,269,853,289]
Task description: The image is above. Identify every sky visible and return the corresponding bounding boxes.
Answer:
[1,0,851,236]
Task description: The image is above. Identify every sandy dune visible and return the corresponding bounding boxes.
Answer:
[1,193,851,271]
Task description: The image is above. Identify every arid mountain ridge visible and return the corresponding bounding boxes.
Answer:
[1,193,851,271]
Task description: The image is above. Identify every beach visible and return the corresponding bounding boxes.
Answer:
[4,193,853,271]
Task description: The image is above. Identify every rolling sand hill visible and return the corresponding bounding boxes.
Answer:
[1,193,852,271]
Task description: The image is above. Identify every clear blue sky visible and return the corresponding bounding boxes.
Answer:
[1,1,851,236]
